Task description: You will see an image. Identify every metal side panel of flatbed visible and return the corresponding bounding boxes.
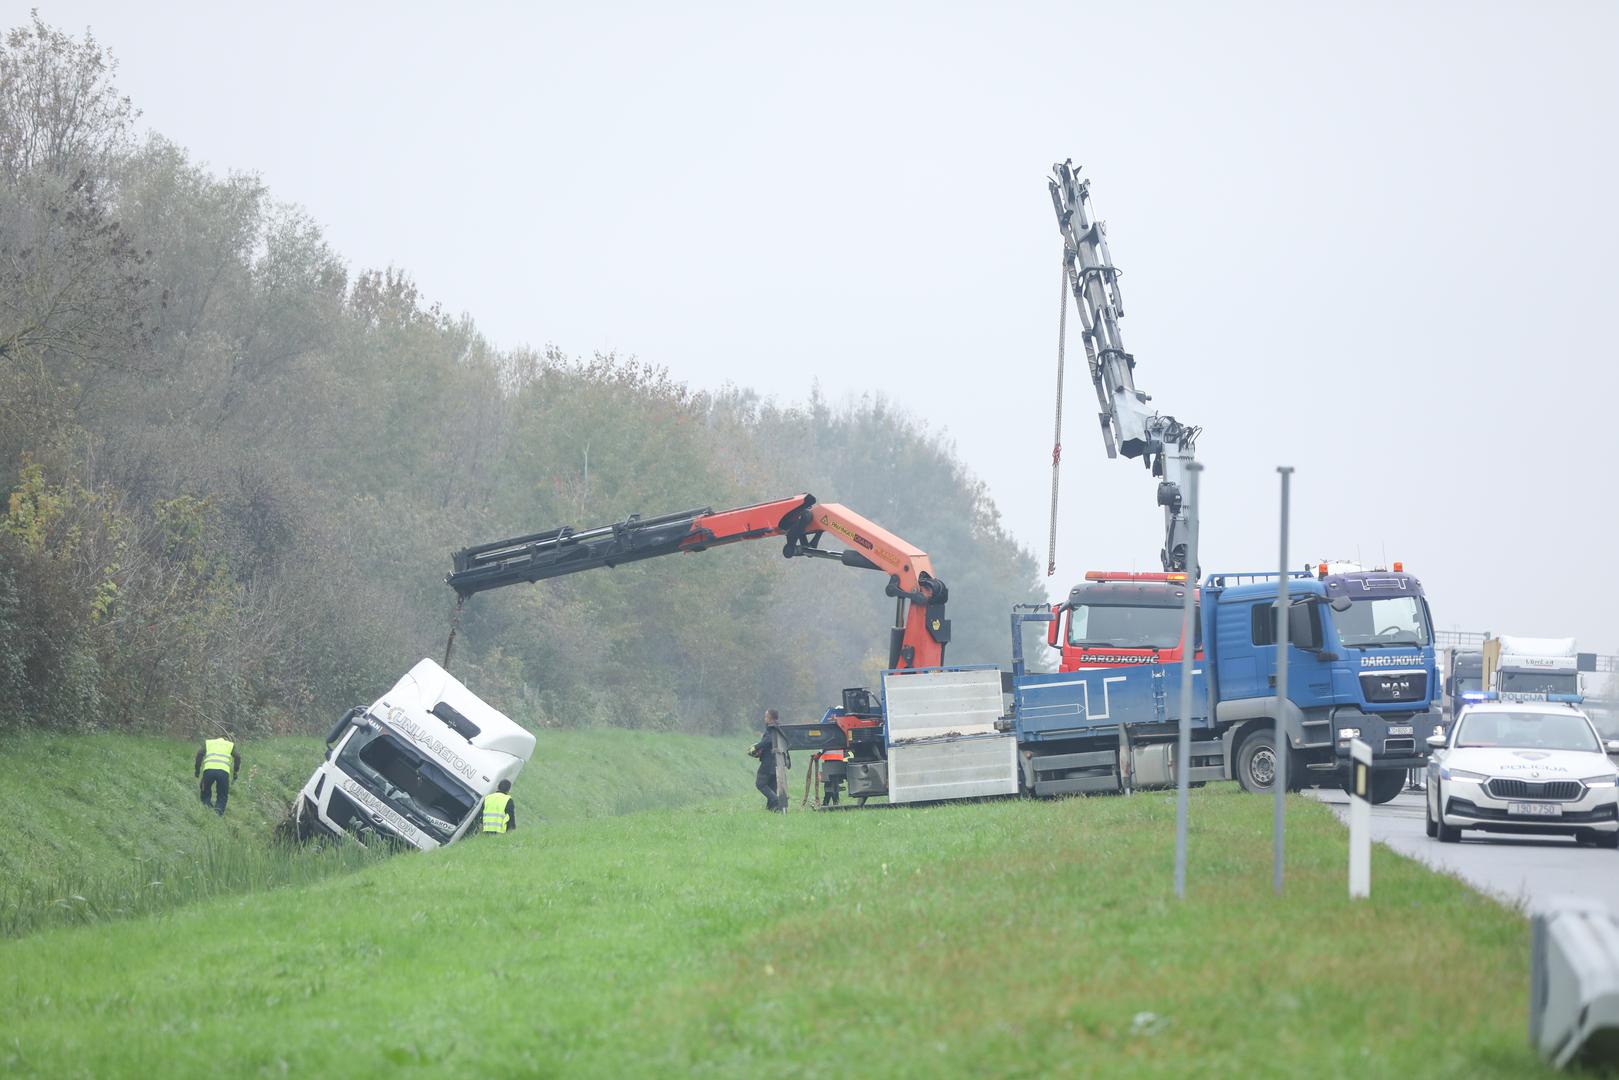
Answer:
[882,667,1018,804]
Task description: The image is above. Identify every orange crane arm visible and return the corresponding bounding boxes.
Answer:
[447,493,949,670]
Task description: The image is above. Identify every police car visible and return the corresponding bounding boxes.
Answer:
[1425,699,1619,847]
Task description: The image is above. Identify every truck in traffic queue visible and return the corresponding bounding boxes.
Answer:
[292,658,536,849]
[1482,636,1581,702]
[777,563,1441,808]
[1440,646,1485,723]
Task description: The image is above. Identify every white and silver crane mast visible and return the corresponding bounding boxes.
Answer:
[1047,159,1200,573]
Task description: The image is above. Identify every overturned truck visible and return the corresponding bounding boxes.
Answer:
[293,659,535,849]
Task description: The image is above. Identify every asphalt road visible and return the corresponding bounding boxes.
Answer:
[1308,785,1619,915]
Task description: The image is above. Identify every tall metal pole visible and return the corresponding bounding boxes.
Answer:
[1174,462,1203,899]
[1047,257,1068,578]
[1274,466,1293,895]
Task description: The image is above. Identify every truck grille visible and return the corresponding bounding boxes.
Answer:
[1485,778,1582,802]
[1359,671,1428,704]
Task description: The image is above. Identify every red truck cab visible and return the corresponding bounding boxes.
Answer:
[1047,571,1200,671]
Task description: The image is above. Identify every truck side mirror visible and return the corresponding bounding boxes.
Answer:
[1426,733,1447,750]
[1046,606,1062,648]
[1329,595,1352,613]
[325,706,361,748]
[1606,739,1619,755]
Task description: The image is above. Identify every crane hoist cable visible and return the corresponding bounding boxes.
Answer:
[1047,254,1068,577]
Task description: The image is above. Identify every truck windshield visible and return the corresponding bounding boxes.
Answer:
[335,722,477,842]
[1454,710,1600,752]
[1334,596,1430,648]
[1499,671,1579,696]
[1068,604,1186,650]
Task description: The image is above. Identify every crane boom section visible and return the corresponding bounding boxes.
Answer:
[446,493,950,670]
[446,495,813,596]
[805,502,937,598]
[1048,160,1200,572]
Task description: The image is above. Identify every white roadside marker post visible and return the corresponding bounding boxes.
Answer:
[1349,737,1372,898]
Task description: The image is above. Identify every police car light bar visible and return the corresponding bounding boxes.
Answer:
[1461,691,1498,702]
[1547,693,1586,704]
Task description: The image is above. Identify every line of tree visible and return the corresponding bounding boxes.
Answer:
[0,16,1045,737]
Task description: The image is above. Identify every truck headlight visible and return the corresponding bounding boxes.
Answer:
[1337,727,1361,739]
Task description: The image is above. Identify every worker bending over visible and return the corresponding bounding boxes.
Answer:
[482,779,517,834]
[194,734,240,816]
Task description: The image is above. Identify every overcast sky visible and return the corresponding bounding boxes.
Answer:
[37,1,1619,653]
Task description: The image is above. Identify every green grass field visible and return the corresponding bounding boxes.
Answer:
[0,728,749,936]
[0,755,1551,1078]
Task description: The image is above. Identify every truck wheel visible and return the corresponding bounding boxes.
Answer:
[1235,730,1281,795]
[1368,769,1406,805]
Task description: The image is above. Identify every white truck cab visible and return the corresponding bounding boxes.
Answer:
[1484,636,1580,702]
[293,659,536,849]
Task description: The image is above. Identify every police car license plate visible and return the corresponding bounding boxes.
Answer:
[1387,725,1413,736]
[1507,802,1563,817]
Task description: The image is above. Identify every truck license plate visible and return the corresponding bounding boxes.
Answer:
[1387,726,1413,736]
[1507,802,1563,817]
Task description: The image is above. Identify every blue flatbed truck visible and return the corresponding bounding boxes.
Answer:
[1009,566,1439,804]
[803,565,1441,807]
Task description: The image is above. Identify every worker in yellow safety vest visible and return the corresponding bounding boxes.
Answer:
[193,734,241,816]
[481,779,517,834]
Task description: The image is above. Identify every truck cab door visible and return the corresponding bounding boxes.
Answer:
[1253,600,1333,702]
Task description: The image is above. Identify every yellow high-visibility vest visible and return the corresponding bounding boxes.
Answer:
[203,738,234,774]
[482,791,511,833]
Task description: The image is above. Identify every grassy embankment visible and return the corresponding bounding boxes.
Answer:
[0,728,749,936]
[1,779,1549,1078]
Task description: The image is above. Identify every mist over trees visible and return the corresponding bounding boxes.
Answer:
[0,15,1044,737]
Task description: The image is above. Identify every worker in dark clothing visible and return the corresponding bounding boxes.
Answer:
[481,779,517,834]
[194,734,240,816]
[819,748,846,806]
[748,708,789,812]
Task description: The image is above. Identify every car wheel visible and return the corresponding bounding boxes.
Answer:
[1435,787,1462,842]
[1591,830,1619,850]
[1424,795,1437,838]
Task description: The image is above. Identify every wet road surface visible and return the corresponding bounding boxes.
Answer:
[1308,786,1619,914]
